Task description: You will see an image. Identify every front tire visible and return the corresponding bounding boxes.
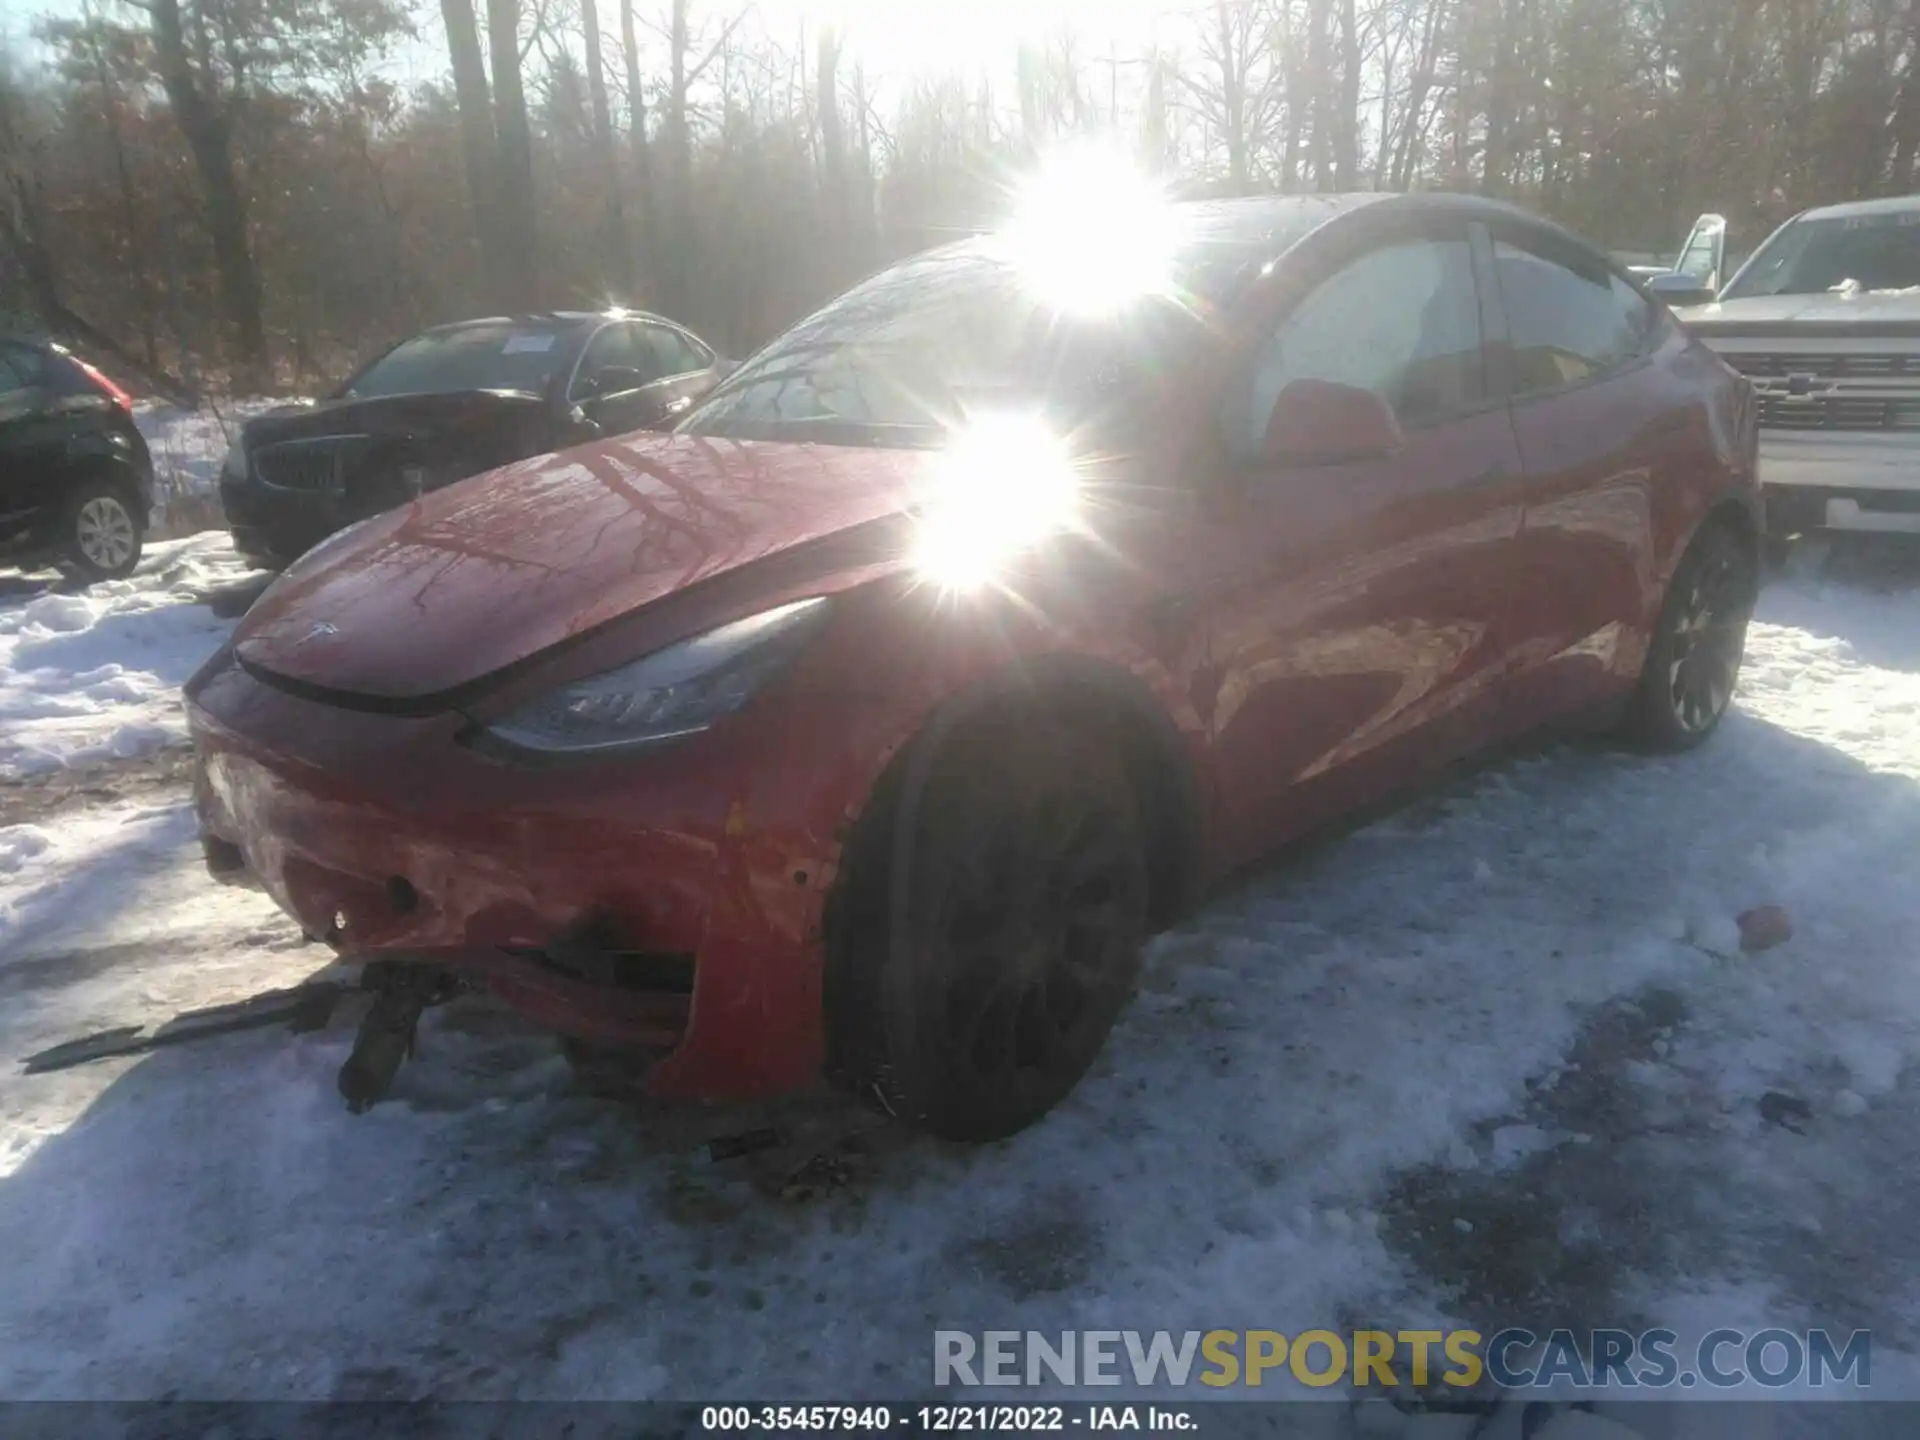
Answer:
[61,481,144,582]
[849,714,1150,1142]
[1622,521,1758,751]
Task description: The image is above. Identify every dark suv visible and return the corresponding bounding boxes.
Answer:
[218,310,727,569]
[0,337,154,582]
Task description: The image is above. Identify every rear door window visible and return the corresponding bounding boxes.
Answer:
[640,324,710,377]
[571,323,653,398]
[1495,234,1657,397]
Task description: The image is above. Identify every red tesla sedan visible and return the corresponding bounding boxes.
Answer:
[187,190,1761,1140]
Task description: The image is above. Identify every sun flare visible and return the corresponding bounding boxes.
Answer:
[910,412,1082,590]
[997,144,1184,316]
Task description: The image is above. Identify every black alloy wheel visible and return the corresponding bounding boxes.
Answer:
[880,718,1149,1141]
[1624,521,1758,750]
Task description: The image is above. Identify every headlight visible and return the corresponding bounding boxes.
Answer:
[478,597,832,755]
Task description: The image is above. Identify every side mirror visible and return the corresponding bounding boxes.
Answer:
[1646,272,1717,309]
[1261,379,1405,466]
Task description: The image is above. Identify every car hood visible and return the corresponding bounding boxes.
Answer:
[1677,290,1920,337]
[240,388,552,448]
[232,432,925,702]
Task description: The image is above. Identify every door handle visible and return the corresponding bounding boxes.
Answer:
[665,396,693,415]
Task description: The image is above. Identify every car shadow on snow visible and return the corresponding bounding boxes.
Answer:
[3,683,1919,1397]
[1761,533,1920,674]
[0,802,207,970]
[1372,708,1920,1357]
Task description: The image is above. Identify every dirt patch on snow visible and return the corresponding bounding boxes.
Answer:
[0,748,194,828]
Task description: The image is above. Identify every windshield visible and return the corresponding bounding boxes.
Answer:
[679,233,1285,447]
[341,322,571,399]
[1722,211,1920,300]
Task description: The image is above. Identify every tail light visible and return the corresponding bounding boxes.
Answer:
[72,357,135,413]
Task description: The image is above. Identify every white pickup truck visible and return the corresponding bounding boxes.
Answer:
[1648,196,1920,540]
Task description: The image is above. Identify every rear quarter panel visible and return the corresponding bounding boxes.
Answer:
[1653,323,1762,592]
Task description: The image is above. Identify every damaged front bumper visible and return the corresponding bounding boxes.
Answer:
[184,647,860,1100]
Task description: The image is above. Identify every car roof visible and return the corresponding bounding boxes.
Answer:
[413,310,687,340]
[1174,192,1396,246]
[1793,194,1920,222]
[938,190,1552,258]
[913,190,1599,305]
[1172,190,1553,238]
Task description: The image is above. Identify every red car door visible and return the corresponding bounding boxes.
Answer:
[1487,225,1676,720]
[1194,218,1528,868]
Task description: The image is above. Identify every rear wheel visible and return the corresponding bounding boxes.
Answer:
[848,715,1150,1142]
[61,481,144,582]
[1622,521,1758,751]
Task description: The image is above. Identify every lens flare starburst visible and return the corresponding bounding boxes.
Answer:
[910,413,1082,591]
[998,144,1183,316]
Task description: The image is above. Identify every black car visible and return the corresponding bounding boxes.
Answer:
[218,310,729,569]
[0,336,154,582]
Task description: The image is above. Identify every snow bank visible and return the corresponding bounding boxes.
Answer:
[0,534,259,780]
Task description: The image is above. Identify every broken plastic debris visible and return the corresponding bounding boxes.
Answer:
[19,1026,148,1072]
[1759,1090,1814,1133]
[777,1150,856,1202]
[22,983,346,1074]
[1737,904,1794,953]
[708,1127,782,1162]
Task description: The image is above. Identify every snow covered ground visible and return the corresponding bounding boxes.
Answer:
[1,538,1918,1433]
[0,535,261,782]
[0,398,272,781]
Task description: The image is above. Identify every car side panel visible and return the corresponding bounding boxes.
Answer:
[1503,324,1751,723]
[1197,409,1525,868]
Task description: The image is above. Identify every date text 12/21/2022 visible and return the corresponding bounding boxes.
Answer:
[699,1406,1199,1432]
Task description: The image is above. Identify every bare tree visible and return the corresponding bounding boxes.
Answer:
[1179,0,1283,192]
[438,0,505,305]
[581,0,632,292]
[148,0,267,385]
[486,0,539,307]
[13,0,1920,398]
[618,0,655,294]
